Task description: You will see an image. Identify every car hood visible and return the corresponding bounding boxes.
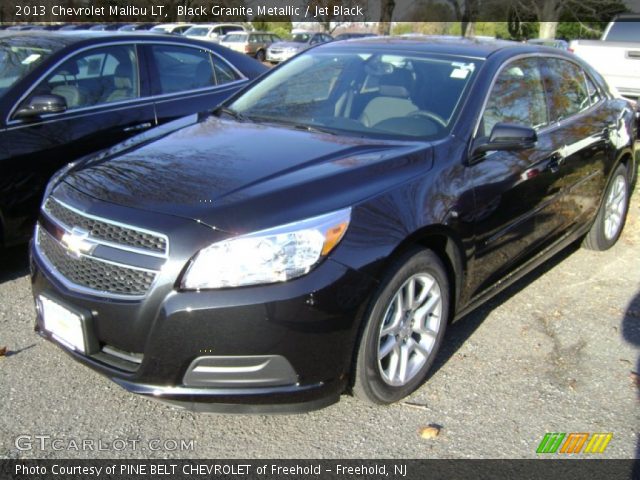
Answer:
[62,116,433,234]
[269,42,307,50]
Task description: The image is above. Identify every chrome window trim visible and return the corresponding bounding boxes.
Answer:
[5,97,157,130]
[34,225,157,301]
[6,39,248,125]
[142,79,245,103]
[46,197,170,258]
[471,52,607,155]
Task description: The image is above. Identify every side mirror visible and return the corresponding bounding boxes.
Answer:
[14,94,67,119]
[472,123,538,158]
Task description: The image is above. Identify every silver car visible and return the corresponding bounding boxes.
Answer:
[183,23,246,43]
[266,32,333,63]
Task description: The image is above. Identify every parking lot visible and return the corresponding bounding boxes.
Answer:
[0,175,637,459]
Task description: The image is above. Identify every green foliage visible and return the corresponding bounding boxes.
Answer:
[391,23,416,35]
[250,20,292,39]
[556,22,606,40]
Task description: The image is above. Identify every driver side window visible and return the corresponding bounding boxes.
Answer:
[481,57,548,137]
[35,45,139,110]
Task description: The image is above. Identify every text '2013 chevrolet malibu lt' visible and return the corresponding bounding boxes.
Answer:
[30,37,638,412]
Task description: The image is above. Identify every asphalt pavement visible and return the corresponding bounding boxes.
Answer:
[1,182,638,459]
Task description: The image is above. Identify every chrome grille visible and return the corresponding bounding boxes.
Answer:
[37,227,156,296]
[44,198,167,254]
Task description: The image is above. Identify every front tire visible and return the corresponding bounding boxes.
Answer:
[353,248,449,404]
[583,163,630,251]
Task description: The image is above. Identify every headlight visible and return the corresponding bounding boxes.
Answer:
[181,208,351,290]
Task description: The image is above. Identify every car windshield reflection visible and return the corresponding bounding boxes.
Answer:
[230,51,480,140]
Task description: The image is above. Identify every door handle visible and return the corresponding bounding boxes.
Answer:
[123,122,152,133]
[547,152,564,174]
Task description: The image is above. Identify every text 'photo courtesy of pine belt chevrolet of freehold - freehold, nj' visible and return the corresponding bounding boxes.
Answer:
[0,0,639,479]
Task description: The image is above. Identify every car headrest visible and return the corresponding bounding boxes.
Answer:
[56,60,79,76]
[377,70,414,98]
[114,63,133,89]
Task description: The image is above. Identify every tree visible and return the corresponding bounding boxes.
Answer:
[446,0,480,37]
[377,0,395,35]
[251,18,292,38]
[512,0,628,38]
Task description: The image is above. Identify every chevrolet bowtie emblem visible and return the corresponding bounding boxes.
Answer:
[61,227,96,258]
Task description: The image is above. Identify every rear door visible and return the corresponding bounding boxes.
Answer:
[2,43,155,240]
[536,56,612,243]
[145,43,248,125]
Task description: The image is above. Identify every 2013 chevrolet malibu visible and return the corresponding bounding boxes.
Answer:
[0,31,266,247]
[30,37,637,412]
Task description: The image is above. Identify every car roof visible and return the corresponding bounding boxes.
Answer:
[0,30,252,54]
[0,30,205,43]
[320,35,548,59]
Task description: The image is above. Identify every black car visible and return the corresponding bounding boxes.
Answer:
[31,37,637,412]
[0,31,267,247]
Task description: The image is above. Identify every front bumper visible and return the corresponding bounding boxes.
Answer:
[31,238,376,413]
[266,50,297,63]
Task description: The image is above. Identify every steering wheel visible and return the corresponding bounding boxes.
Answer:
[409,110,448,128]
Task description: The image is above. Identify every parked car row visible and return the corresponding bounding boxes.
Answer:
[10,33,635,412]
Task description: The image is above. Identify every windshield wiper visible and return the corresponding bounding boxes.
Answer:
[290,123,337,136]
[215,106,251,122]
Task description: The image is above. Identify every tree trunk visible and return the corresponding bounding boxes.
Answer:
[538,21,558,39]
[377,0,395,34]
[463,21,476,37]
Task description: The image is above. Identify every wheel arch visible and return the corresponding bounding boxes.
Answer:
[616,149,636,188]
[347,225,466,396]
[381,225,467,320]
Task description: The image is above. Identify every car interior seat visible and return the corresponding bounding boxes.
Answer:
[360,69,419,127]
[104,63,135,103]
[51,61,84,108]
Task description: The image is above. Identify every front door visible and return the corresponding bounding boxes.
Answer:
[467,56,566,297]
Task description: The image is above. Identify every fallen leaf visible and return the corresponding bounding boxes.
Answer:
[419,425,441,439]
[630,371,640,388]
[0,346,6,356]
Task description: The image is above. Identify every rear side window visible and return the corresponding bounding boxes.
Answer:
[584,72,601,105]
[604,21,640,42]
[543,58,591,121]
[213,57,240,85]
[151,45,215,93]
[224,34,246,43]
[481,57,548,135]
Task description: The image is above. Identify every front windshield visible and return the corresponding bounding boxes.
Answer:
[229,50,481,140]
[0,38,56,99]
[184,27,209,37]
[292,33,311,43]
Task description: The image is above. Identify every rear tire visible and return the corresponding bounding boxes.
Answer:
[255,50,266,62]
[583,163,629,251]
[353,248,449,405]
